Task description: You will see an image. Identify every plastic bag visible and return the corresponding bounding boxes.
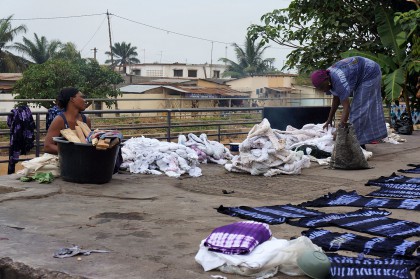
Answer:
[393,112,413,135]
[330,124,370,170]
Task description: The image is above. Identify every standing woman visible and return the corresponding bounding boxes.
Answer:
[310,56,388,148]
[44,87,91,154]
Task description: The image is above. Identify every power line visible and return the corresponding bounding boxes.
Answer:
[80,15,107,53]
[2,13,106,21]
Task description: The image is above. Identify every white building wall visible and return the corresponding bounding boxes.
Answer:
[127,63,227,79]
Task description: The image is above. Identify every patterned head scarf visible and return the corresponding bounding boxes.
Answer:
[310,70,330,88]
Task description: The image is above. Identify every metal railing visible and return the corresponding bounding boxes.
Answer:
[0,107,264,165]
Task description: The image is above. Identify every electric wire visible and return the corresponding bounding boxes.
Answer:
[80,15,107,53]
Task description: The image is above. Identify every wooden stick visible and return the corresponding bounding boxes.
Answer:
[76,120,91,137]
[75,126,87,143]
[60,128,81,143]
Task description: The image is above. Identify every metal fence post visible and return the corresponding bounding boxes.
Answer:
[35,113,41,157]
[217,125,221,142]
[166,110,171,142]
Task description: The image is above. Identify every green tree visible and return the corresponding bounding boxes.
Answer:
[14,33,61,64]
[341,5,419,114]
[248,0,416,71]
[219,34,276,78]
[0,15,28,72]
[105,42,140,73]
[54,42,81,61]
[13,58,123,108]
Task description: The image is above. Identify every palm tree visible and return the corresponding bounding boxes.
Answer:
[219,34,276,78]
[0,15,28,72]
[14,33,61,64]
[54,42,81,61]
[105,42,140,73]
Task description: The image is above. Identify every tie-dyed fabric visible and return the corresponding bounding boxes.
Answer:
[328,56,387,145]
[365,173,420,199]
[367,186,420,199]
[300,190,420,210]
[302,228,419,258]
[328,254,419,279]
[217,204,323,224]
[366,173,420,186]
[288,208,420,238]
[398,164,420,174]
[204,221,271,255]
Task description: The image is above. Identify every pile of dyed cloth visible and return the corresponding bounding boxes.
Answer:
[178,133,232,164]
[225,119,311,176]
[120,137,202,177]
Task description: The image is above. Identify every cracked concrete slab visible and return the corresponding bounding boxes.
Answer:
[0,131,419,278]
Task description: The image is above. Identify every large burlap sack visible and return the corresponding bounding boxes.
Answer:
[330,124,370,170]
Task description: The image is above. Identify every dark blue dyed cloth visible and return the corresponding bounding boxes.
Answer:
[302,228,419,258]
[366,173,420,186]
[288,208,420,238]
[300,190,420,210]
[45,105,63,130]
[217,204,323,224]
[399,164,420,174]
[328,254,419,279]
[7,106,36,174]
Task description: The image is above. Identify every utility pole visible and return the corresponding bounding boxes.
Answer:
[92,47,98,61]
[106,10,114,66]
[106,10,119,114]
[210,41,214,78]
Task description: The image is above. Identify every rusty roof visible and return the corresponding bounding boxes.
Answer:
[0,73,23,81]
[176,86,248,96]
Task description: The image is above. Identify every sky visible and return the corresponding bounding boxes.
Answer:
[2,0,293,70]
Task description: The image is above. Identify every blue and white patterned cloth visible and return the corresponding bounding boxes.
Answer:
[204,221,271,255]
[328,56,387,144]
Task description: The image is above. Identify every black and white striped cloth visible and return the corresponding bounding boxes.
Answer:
[288,208,420,238]
[302,228,419,258]
[300,190,420,210]
[328,254,419,279]
[216,204,323,224]
[398,164,420,174]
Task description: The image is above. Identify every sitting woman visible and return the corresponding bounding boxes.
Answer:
[44,87,91,154]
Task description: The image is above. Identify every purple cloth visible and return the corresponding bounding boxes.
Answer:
[204,221,271,255]
[310,69,329,88]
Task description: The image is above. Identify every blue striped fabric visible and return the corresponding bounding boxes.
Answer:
[328,57,387,144]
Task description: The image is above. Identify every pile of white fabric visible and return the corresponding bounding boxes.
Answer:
[274,123,335,154]
[383,123,407,144]
[120,137,202,178]
[178,133,232,164]
[225,119,311,176]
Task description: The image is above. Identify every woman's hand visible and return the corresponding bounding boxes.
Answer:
[323,119,333,130]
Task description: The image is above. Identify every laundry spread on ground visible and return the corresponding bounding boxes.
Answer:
[178,133,232,164]
[300,190,420,210]
[328,254,418,279]
[366,173,420,186]
[203,221,271,255]
[196,236,322,278]
[120,137,202,177]
[365,173,420,199]
[217,204,323,224]
[287,208,420,238]
[398,164,420,174]
[367,186,420,199]
[301,228,420,258]
[225,119,311,176]
[17,153,60,177]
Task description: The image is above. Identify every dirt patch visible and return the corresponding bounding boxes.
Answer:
[0,186,23,194]
[0,257,85,279]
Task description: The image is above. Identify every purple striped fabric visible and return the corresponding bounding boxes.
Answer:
[204,221,271,255]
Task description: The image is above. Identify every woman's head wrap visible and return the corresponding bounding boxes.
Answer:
[310,70,330,88]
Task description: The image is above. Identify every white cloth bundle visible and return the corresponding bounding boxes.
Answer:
[121,137,202,177]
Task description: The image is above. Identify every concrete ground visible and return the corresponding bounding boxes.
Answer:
[0,131,419,279]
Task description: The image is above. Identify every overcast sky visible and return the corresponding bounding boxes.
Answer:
[2,0,293,70]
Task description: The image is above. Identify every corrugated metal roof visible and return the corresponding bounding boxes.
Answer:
[177,86,248,96]
[119,85,162,93]
[0,73,22,81]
